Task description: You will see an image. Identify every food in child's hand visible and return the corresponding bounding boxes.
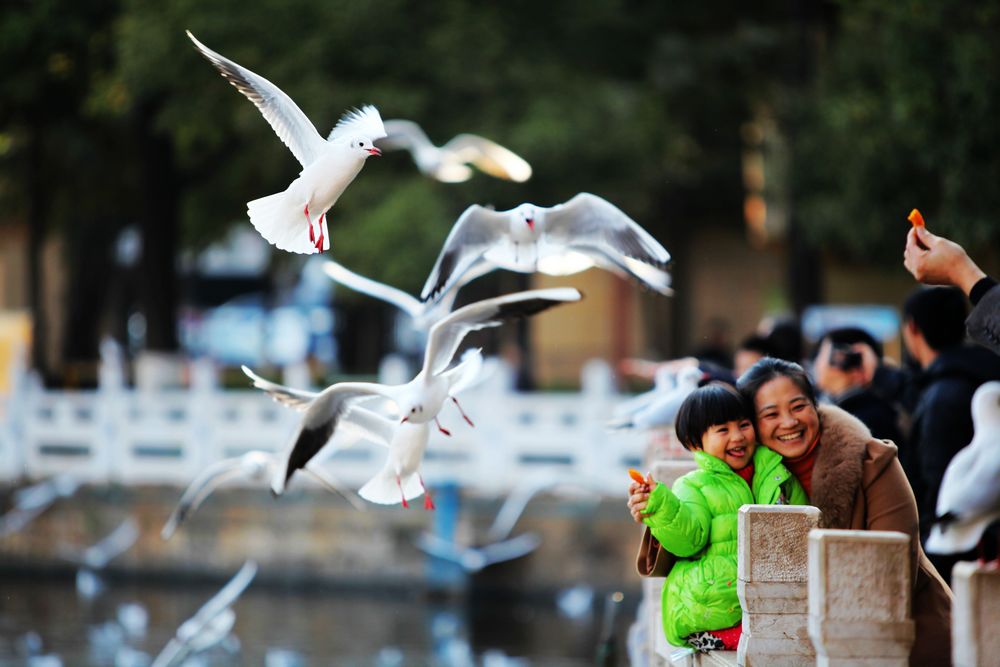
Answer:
[908,208,926,228]
[628,468,648,485]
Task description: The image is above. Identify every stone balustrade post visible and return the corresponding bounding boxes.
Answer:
[951,560,1000,667]
[808,529,914,666]
[736,504,821,666]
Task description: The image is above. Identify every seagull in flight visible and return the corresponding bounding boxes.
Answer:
[0,473,81,537]
[607,365,704,430]
[420,193,672,303]
[926,381,1000,558]
[187,31,385,254]
[377,119,532,183]
[245,288,583,496]
[151,560,256,667]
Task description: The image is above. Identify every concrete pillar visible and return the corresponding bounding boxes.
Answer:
[952,561,1000,667]
[808,529,914,666]
[736,504,821,666]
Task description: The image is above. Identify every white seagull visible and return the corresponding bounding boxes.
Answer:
[187,31,385,254]
[926,381,1000,556]
[420,193,672,303]
[159,422,386,540]
[151,560,257,667]
[377,119,532,183]
[245,288,583,496]
[607,365,704,430]
[611,365,679,424]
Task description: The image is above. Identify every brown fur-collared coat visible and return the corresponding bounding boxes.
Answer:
[636,404,953,666]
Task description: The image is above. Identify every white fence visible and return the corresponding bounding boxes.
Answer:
[0,357,649,495]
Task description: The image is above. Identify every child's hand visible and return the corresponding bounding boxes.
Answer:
[627,471,655,524]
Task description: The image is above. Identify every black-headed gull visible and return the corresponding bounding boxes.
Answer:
[607,365,704,430]
[187,31,385,254]
[151,560,256,667]
[245,288,583,496]
[377,119,532,183]
[926,381,1000,556]
[420,193,671,302]
[159,426,385,540]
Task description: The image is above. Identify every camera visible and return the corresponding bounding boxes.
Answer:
[829,344,864,371]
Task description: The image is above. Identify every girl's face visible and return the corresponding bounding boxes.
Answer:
[753,375,821,459]
[697,418,757,470]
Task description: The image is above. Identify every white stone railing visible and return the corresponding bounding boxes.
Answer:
[639,497,992,667]
[0,358,647,494]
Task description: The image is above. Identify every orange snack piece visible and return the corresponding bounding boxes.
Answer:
[628,468,647,484]
[908,208,926,228]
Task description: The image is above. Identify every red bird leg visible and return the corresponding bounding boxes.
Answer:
[396,475,410,509]
[315,213,327,252]
[304,205,315,243]
[451,397,475,427]
[420,475,435,510]
[435,418,451,437]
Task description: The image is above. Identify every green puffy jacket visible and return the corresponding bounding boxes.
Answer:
[642,445,808,647]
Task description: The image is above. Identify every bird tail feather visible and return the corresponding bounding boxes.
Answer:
[358,461,423,505]
[926,513,998,555]
[247,192,324,254]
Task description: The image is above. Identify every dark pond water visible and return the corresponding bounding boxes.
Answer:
[0,574,638,666]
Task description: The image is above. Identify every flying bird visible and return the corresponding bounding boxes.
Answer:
[187,31,385,254]
[160,432,383,540]
[151,560,256,667]
[420,193,672,303]
[607,365,704,430]
[415,531,542,573]
[0,473,81,537]
[245,288,583,496]
[926,381,1000,557]
[611,365,679,424]
[377,119,532,183]
[59,518,139,599]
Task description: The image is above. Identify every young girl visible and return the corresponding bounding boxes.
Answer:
[629,382,808,651]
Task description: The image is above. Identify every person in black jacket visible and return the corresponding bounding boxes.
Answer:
[902,286,1000,583]
[812,327,906,449]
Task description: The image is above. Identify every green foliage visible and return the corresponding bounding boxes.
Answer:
[794,0,1000,260]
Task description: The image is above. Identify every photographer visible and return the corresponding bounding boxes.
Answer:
[813,327,905,449]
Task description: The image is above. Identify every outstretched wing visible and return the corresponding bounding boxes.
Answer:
[322,260,423,318]
[442,134,532,182]
[241,365,318,410]
[80,518,139,569]
[187,31,327,168]
[376,119,432,152]
[544,193,671,269]
[420,205,509,302]
[186,560,258,632]
[161,455,266,540]
[423,288,582,377]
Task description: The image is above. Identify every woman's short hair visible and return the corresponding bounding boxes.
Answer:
[736,357,818,415]
[675,382,750,450]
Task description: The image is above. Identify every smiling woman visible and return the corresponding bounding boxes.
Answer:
[736,358,953,667]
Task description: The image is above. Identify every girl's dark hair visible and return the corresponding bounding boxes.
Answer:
[735,358,817,418]
[675,382,751,450]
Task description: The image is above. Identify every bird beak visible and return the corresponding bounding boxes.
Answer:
[401,416,409,423]
[526,218,535,231]
[366,147,382,157]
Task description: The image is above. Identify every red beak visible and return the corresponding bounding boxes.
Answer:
[526,218,535,231]
[367,147,382,157]
[401,416,409,423]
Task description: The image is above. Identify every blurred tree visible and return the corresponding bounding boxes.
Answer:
[794,0,1000,262]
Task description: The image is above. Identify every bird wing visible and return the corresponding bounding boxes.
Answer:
[274,381,395,494]
[420,205,509,302]
[81,518,139,569]
[322,260,423,318]
[0,505,47,538]
[186,560,257,632]
[478,532,543,567]
[186,31,327,168]
[376,119,432,152]
[300,466,367,511]
[576,245,673,295]
[423,288,582,377]
[161,455,263,540]
[441,134,533,182]
[241,365,318,410]
[150,637,189,667]
[543,193,671,268]
[935,442,1000,521]
[413,532,469,566]
[440,348,484,396]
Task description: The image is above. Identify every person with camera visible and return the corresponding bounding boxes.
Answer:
[902,286,1000,584]
[813,327,906,449]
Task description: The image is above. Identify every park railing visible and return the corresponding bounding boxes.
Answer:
[0,357,648,494]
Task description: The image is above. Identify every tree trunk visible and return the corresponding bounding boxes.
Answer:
[133,98,180,352]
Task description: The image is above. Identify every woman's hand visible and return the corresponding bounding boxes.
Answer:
[627,473,655,524]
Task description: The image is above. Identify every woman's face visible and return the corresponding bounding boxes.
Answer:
[752,375,821,458]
